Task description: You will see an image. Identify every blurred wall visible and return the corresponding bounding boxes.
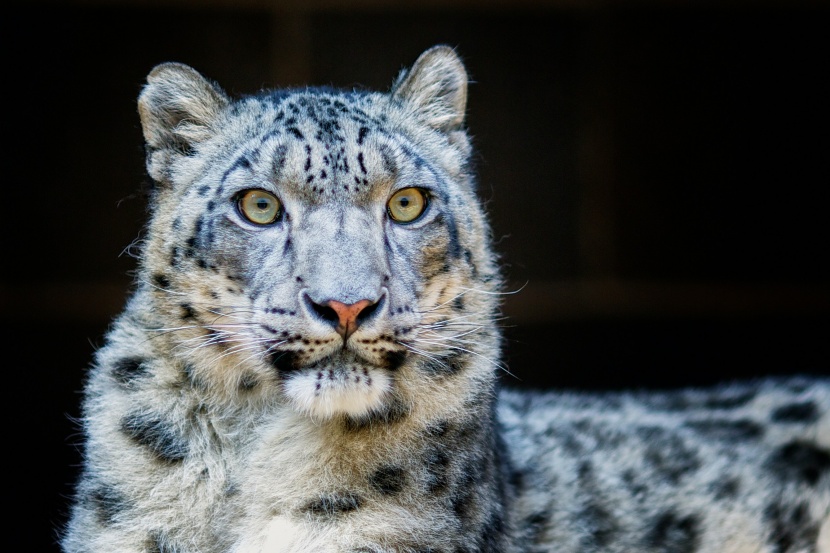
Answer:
[2,2,828,551]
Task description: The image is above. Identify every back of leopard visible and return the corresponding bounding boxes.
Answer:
[62,45,830,553]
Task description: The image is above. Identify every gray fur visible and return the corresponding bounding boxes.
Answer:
[63,45,830,552]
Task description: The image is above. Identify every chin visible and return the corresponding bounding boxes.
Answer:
[282,362,393,419]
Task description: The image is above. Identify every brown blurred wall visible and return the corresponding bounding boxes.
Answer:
[2,3,828,551]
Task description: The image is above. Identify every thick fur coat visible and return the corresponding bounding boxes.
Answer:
[62,46,830,553]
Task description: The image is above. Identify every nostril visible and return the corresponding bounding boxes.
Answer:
[304,294,339,325]
[356,295,383,323]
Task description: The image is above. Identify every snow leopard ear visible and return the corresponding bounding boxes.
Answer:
[138,63,229,183]
[392,45,468,132]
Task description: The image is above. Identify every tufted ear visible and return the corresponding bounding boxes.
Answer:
[391,45,468,132]
[138,63,229,183]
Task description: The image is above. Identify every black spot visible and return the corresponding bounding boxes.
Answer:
[710,477,740,500]
[577,460,595,483]
[383,349,407,371]
[766,440,830,485]
[179,303,196,320]
[507,466,526,492]
[111,356,150,386]
[120,411,189,463]
[193,215,204,235]
[319,119,341,137]
[369,465,405,495]
[425,449,451,494]
[304,492,361,517]
[524,510,550,545]
[771,401,820,424]
[580,502,617,547]
[645,512,700,553]
[87,484,129,525]
[269,350,300,372]
[153,273,171,290]
[197,185,210,196]
[357,126,369,145]
[184,237,197,257]
[221,154,252,182]
[764,502,819,553]
[288,127,304,140]
[684,419,764,441]
[170,246,181,267]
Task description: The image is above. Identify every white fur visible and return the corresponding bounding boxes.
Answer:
[230,517,338,553]
[819,515,830,553]
[283,366,392,419]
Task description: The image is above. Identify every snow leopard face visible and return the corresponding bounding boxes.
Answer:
[136,47,501,421]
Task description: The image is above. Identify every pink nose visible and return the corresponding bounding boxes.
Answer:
[327,299,374,339]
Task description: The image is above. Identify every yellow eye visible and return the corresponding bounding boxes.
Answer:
[238,189,282,225]
[387,187,428,223]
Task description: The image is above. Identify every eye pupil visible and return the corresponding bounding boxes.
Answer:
[256,199,269,210]
[399,198,410,207]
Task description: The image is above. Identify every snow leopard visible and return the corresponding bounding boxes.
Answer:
[62,45,830,552]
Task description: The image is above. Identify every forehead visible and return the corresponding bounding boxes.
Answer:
[255,89,387,140]
[217,91,437,201]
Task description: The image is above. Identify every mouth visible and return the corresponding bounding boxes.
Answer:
[268,344,408,373]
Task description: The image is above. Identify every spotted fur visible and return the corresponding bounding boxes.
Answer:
[62,46,830,552]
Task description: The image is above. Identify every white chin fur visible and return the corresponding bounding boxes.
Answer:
[283,367,391,419]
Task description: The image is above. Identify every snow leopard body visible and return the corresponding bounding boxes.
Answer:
[62,46,830,553]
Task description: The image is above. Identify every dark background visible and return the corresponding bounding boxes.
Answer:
[3,1,829,551]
